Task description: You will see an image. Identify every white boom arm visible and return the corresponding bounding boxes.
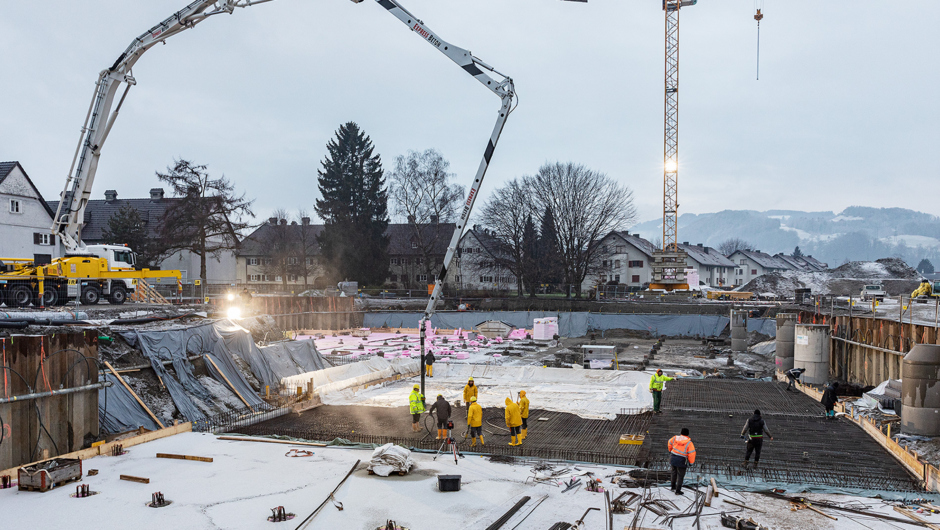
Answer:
[358,0,516,393]
[52,0,275,252]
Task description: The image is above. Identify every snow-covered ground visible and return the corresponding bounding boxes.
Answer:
[319,364,654,420]
[0,432,926,529]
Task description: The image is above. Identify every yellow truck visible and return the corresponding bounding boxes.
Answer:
[0,245,180,307]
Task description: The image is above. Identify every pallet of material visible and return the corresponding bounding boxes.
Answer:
[18,458,83,492]
[619,434,645,445]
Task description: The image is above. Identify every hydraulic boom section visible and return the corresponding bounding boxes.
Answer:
[52,0,276,252]
[355,0,515,395]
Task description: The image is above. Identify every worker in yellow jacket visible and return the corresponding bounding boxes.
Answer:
[504,397,523,446]
[467,396,484,447]
[463,377,478,406]
[517,390,530,440]
[649,369,675,414]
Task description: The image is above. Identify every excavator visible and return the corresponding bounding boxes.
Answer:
[1,0,515,343]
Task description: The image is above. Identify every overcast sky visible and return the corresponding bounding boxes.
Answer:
[2,0,938,227]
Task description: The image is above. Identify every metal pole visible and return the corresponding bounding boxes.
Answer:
[0,381,112,404]
[419,317,426,398]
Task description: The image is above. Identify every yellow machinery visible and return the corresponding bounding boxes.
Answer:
[0,255,180,308]
[706,290,755,301]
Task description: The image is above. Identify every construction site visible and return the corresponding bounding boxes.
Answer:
[2,1,939,529]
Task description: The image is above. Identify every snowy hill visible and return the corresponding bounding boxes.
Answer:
[630,207,940,268]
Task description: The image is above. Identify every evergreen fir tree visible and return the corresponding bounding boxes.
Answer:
[522,214,540,297]
[314,122,390,285]
[102,205,169,269]
[792,246,804,258]
[917,258,935,274]
[538,206,563,285]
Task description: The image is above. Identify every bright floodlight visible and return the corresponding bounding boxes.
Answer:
[227,293,235,301]
[664,160,678,172]
[227,306,242,320]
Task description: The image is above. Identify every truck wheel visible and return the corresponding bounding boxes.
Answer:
[109,285,128,305]
[9,285,33,308]
[80,285,101,305]
[41,287,59,307]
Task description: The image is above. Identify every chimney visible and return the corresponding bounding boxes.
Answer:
[104,190,118,202]
[279,219,287,225]
[291,221,297,225]
[269,217,277,225]
[149,188,164,201]
[683,241,689,246]
[430,214,439,223]
[697,243,704,247]
[407,214,416,224]
[302,217,310,226]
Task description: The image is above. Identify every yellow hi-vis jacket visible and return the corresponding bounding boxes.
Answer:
[409,390,425,414]
[504,398,522,428]
[463,383,478,404]
[649,373,675,391]
[467,402,483,428]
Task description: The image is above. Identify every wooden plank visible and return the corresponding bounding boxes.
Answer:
[803,502,837,520]
[103,361,165,429]
[204,355,255,412]
[217,436,327,447]
[704,485,713,507]
[895,507,940,530]
[156,453,213,463]
[710,477,719,497]
[120,474,150,484]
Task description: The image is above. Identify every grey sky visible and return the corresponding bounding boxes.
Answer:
[2,0,938,226]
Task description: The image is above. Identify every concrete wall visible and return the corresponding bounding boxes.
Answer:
[0,165,62,260]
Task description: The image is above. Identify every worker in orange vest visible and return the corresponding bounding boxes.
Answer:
[667,427,696,495]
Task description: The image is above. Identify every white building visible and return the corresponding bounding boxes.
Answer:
[0,161,62,262]
[678,243,736,288]
[582,231,656,291]
[727,249,792,287]
[454,227,518,293]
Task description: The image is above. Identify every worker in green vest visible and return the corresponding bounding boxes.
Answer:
[409,384,425,432]
[649,369,674,414]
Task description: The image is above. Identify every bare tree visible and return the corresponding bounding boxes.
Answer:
[388,149,464,282]
[718,237,753,256]
[260,209,295,290]
[295,209,320,291]
[526,162,637,298]
[158,159,254,282]
[479,178,533,296]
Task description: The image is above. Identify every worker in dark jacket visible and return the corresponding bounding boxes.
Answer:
[821,382,839,419]
[785,367,805,392]
[429,394,451,440]
[741,409,773,468]
[424,350,435,378]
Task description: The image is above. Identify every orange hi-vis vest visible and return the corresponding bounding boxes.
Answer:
[668,435,696,464]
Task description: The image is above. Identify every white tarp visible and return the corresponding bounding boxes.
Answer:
[281,357,419,396]
[367,443,415,476]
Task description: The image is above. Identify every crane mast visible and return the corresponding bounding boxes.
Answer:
[649,0,692,291]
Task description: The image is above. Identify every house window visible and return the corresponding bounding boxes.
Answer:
[616,246,625,253]
[306,258,314,265]
[464,247,472,254]
[614,274,621,282]
[602,260,608,267]
[751,269,757,275]
[600,274,607,282]
[411,241,418,249]
[631,275,640,283]
[275,276,282,282]
[417,274,428,282]
[249,274,261,282]
[628,260,643,268]
[739,259,746,265]
[288,257,298,265]
[248,258,259,266]
[454,275,460,282]
[263,258,273,265]
[289,275,298,282]
[9,199,21,213]
[480,275,493,282]
[614,260,620,269]
[34,233,52,246]
[390,258,399,265]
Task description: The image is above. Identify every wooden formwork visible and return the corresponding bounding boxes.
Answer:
[0,331,99,471]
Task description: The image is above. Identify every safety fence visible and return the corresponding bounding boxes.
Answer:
[191,403,291,434]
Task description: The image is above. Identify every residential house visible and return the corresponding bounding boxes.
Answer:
[774,253,828,272]
[727,249,792,287]
[581,231,656,292]
[48,188,238,283]
[387,222,455,290]
[454,226,518,292]
[678,242,736,288]
[0,161,62,262]
[237,217,324,292]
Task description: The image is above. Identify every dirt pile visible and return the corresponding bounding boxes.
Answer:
[741,258,925,297]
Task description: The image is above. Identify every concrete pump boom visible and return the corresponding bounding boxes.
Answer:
[52,0,276,252]
[354,0,515,396]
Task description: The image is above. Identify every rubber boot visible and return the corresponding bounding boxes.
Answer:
[480,436,485,446]
[436,429,442,440]
[509,436,517,446]
[521,428,527,440]
[470,437,477,447]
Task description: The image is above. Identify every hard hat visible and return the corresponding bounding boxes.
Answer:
[657,369,663,374]
[470,396,477,402]
[413,384,420,390]
[437,394,443,398]
[468,377,474,381]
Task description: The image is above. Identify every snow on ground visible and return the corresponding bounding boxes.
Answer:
[320,364,653,420]
[0,432,923,529]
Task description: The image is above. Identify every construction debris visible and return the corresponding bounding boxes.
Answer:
[120,475,150,484]
[156,453,214,463]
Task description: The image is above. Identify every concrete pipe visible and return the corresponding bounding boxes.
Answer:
[901,344,940,436]
[775,313,798,372]
[793,324,830,384]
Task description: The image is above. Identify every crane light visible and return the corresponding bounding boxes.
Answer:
[664,160,678,173]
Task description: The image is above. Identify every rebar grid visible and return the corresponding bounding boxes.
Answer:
[659,379,825,417]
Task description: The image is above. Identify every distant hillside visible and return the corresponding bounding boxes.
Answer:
[630,207,940,269]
